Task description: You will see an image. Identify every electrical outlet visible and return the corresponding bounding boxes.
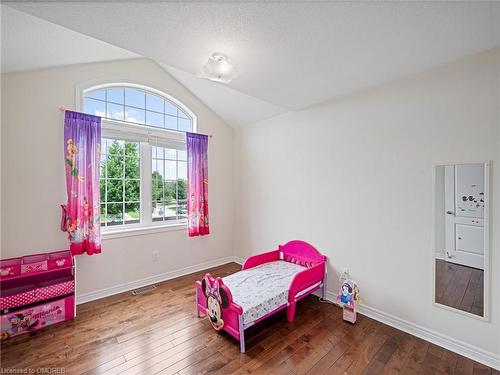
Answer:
[152,251,159,262]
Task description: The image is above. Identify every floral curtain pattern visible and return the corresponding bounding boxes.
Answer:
[63,111,102,255]
[186,132,210,237]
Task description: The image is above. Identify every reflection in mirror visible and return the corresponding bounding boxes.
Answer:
[434,163,488,317]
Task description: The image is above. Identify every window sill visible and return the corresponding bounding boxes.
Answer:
[102,222,187,240]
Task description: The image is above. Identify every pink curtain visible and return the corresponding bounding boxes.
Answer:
[63,111,102,255]
[187,133,210,237]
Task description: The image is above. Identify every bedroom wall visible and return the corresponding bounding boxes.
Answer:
[233,49,500,358]
[1,58,234,298]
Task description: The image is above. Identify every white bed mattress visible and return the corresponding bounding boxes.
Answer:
[222,260,306,325]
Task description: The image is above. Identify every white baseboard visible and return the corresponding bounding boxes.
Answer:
[323,290,499,370]
[75,256,237,305]
[234,256,245,265]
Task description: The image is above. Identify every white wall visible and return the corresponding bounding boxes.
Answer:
[233,49,500,356]
[1,58,234,296]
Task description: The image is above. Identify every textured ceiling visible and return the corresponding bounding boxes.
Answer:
[3,2,500,126]
[161,64,287,127]
[1,6,138,73]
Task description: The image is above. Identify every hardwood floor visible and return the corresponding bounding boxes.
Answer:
[435,259,484,317]
[1,262,496,375]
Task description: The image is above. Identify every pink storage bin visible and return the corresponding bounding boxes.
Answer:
[0,258,21,278]
[47,251,72,270]
[1,295,75,340]
[0,284,37,310]
[36,278,75,301]
[21,254,48,275]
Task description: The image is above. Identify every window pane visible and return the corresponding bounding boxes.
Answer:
[108,139,123,153]
[165,101,178,116]
[152,201,165,221]
[165,115,177,130]
[177,179,187,201]
[177,150,187,161]
[152,180,164,202]
[125,157,140,179]
[152,146,165,159]
[125,106,145,124]
[100,204,106,225]
[165,160,176,180]
[178,118,192,132]
[156,159,164,178]
[178,109,189,119]
[177,199,188,219]
[125,180,140,202]
[83,97,105,117]
[100,180,106,200]
[105,155,124,178]
[146,93,164,113]
[124,142,139,158]
[107,203,123,225]
[151,158,160,178]
[164,181,176,204]
[106,179,123,202]
[165,148,176,160]
[178,161,187,180]
[146,111,164,128]
[107,88,124,104]
[107,102,124,121]
[87,89,105,101]
[100,158,107,179]
[125,88,145,109]
[125,202,140,224]
[164,198,177,220]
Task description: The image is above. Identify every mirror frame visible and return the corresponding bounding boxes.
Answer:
[431,161,491,321]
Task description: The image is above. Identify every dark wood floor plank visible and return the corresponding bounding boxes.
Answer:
[0,262,495,375]
[435,259,484,317]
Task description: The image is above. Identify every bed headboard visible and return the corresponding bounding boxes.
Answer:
[279,240,326,267]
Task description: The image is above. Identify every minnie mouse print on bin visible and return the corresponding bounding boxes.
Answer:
[337,276,361,323]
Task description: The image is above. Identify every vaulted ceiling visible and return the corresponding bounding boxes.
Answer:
[3,2,500,127]
[1,6,138,73]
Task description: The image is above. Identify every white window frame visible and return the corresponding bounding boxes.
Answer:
[76,81,197,238]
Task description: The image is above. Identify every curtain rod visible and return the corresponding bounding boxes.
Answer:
[59,107,213,138]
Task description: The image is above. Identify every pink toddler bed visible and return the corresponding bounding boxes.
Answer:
[195,240,327,352]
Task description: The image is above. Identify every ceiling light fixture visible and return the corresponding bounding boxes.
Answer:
[200,53,237,84]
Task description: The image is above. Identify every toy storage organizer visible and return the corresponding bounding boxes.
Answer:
[0,250,75,340]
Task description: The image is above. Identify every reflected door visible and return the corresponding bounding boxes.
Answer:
[444,164,485,270]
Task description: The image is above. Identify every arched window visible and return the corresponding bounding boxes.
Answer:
[81,83,196,233]
[83,85,194,132]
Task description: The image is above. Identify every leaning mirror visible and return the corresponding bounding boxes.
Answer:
[433,162,490,318]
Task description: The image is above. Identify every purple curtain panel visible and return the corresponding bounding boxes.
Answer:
[186,132,210,237]
[63,110,102,255]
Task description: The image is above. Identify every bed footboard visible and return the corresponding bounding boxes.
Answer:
[287,261,326,321]
[195,274,245,350]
